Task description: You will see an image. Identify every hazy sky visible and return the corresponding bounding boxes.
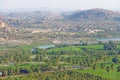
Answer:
[0,0,120,12]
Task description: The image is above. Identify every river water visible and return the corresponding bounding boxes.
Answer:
[96,38,120,41]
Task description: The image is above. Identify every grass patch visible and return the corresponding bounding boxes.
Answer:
[75,68,120,80]
[79,44,103,50]
[47,46,83,54]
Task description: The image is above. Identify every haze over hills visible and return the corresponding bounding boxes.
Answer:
[0,8,120,26]
[0,9,119,33]
[0,9,120,31]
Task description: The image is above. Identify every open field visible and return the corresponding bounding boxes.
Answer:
[75,68,120,80]
[0,43,120,80]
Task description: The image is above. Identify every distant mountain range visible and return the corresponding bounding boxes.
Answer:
[0,8,120,27]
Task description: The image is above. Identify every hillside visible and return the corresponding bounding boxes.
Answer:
[0,9,120,45]
[65,8,120,21]
[1,11,62,27]
[0,9,120,27]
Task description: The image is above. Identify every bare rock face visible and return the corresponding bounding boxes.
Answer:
[0,21,10,33]
[0,21,16,32]
[0,16,6,28]
[0,21,17,38]
[0,21,7,28]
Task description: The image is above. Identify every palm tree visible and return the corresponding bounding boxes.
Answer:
[105,66,110,72]
[117,66,120,72]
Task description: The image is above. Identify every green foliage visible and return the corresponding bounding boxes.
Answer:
[0,44,120,80]
[3,71,109,80]
[76,68,120,80]
[112,58,119,63]
[103,41,118,50]
[117,66,120,72]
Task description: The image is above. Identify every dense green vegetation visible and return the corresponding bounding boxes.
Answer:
[0,41,120,80]
[2,71,110,80]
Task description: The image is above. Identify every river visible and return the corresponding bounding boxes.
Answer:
[96,38,120,41]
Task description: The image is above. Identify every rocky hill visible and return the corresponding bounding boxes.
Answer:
[65,8,120,21]
[0,21,6,28]
[0,8,120,29]
[2,11,62,27]
[0,21,16,35]
[0,21,10,31]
